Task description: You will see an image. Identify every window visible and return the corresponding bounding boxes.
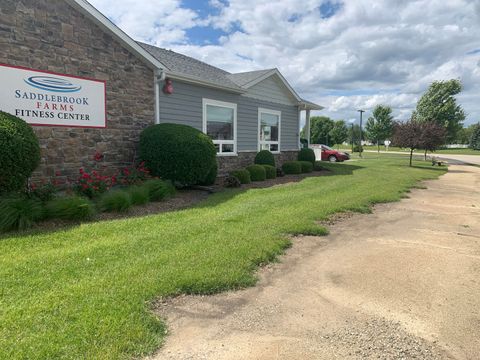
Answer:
[258,108,281,153]
[202,99,237,155]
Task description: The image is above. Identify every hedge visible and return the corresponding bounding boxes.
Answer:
[246,165,266,181]
[297,148,316,164]
[254,150,275,167]
[230,169,251,184]
[262,165,276,179]
[299,161,313,173]
[282,161,302,174]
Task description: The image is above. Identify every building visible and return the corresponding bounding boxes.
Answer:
[0,0,321,180]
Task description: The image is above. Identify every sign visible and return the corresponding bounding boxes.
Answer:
[0,64,106,128]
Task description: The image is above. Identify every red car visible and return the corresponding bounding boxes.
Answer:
[320,145,350,162]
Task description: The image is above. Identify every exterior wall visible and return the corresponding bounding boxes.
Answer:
[158,80,301,152]
[242,76,297,105]
[216,151,298,176]
[0,0,155,180]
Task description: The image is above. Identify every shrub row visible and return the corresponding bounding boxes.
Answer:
[0,179,175,233]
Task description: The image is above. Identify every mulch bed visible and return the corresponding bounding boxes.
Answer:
[29,170,329,233]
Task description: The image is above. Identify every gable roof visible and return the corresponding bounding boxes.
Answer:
[65,0,166,70]
[138,43,243,93]
[226,69,274,87]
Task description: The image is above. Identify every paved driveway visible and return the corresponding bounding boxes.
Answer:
[150,164,480,360]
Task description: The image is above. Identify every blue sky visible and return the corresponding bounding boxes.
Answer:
[90,0,480,126]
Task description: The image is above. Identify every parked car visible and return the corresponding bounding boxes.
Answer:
[320,145,350,162]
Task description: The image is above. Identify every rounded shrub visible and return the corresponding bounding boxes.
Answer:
[246,165,266,181]
[230,169,251,184]
[297,148,316,165]
[224,175,241,188]
[254,150,275,167]
[262,165,276,179]
[139,123,217,186]
[0,195,43,232]
[299,161,313,173]
[199,161,218,186]
[45,196,95,220]
[128,185,150,205]
[99,190,132,212]
[282,161,302,175]
[0,111,41,194]
[143,179,176,202]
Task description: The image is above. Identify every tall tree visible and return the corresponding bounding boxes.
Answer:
[348,124,362,147]
[329,120,349,147]
[303,116,335,145]
[470,123,480,150]
[413,79,465,142]
[365,105,394,152]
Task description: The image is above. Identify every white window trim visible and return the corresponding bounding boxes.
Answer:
[202,98,237,156]
[258,108,281,153]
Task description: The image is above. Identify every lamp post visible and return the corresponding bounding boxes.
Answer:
[357,109,365,158]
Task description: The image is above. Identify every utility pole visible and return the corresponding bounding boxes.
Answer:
[357,109,365,158]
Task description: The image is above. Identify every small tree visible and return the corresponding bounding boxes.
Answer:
[329,120,348,147]
[419,121,447,160]
[302,116,335,145]
[365,105,394,152]
[470,123,480,150]
[392,120,423,166]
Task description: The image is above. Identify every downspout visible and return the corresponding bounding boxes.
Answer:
[154,68,165,124]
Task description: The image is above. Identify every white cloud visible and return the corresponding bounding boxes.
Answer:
[89,0,480,125]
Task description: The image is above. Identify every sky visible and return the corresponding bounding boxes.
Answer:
[89,0,480,126]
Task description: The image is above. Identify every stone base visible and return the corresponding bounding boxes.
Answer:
[217,151,299,176]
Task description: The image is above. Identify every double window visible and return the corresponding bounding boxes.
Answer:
[202,99,237,155]
[258,108,281,153]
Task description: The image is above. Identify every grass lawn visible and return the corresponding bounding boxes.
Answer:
[0,156,447,359]
[336,144,480,155]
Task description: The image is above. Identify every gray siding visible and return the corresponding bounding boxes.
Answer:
[158,81,300,152]
[243,76,297,105]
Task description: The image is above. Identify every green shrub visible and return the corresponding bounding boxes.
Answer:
[299,161,313,173]
[353,144,363,152]
[262,165,276,179]
[224,175,241,188]
[139,123,217,186]
[45,196,95,220]
[0,111,41,194]
[297,148,316,164]
[128,185,150,205]
[143,179,176,202]
[99,190,132,212]
[246,165,266,181]
[230,169,251,184]
[314,161,324,171]
[0,195,43,232]
[254,150,275,167]
[199,161,218,186]
[282,161,302,174]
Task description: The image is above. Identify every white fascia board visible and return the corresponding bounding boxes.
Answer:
[66,0,167,70]
[167,71,246,94]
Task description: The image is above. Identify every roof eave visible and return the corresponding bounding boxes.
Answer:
[66,0,167,70]
[299,101,324,111]
[166,71,246,94]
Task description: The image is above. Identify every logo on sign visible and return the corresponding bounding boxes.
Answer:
[24,76,82,93]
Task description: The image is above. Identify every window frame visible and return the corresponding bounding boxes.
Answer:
[202,98,237,156]
[258,108,281,153]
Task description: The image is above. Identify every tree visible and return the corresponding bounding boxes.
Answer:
[393,120,422,166]
[365,105,394,152]
[470,123,480,150]
[413,79,465,142]
[329,120,348,147]
[456,125,476,145]
[419,122,447,160]
[302,116,335,145]
[348,124,362,146]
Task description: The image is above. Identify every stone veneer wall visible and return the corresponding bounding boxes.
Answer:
[217,151,299,176]
[0,0,155,182]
